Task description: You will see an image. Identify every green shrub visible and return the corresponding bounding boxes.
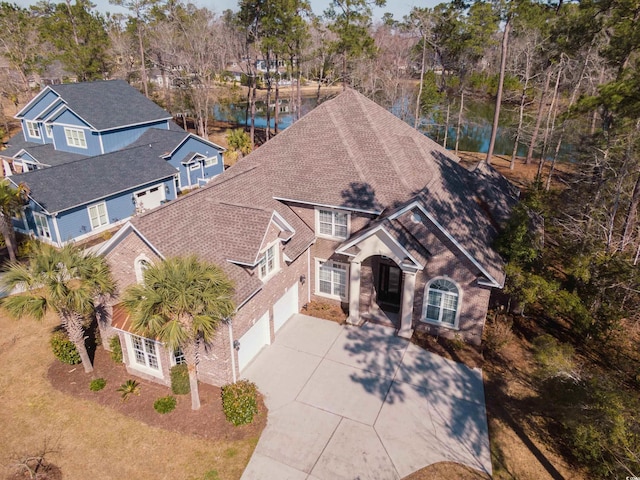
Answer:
[109,335,123,363]
[533,334,579,382]
[221,380,258,426]
[50,331,81,365]
[170,364,190,395]
[117,379,140,401]
[153,396,177,414]
[89,378,106,391]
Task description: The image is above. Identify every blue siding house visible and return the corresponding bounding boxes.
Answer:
[1,80,225,245]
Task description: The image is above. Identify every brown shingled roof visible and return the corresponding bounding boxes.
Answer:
[123,88,515,302]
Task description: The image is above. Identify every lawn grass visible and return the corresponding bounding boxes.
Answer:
[0,310,258,480]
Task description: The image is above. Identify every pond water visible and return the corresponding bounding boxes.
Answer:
[213,94,572,160]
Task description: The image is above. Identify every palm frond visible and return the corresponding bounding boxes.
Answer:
[3,294,48,321]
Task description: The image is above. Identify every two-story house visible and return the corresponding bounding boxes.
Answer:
[98,88,518,388]
[1,80,225,245]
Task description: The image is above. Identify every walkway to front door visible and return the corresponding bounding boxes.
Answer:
[240,314,491,480]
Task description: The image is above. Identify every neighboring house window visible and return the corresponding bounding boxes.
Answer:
[130,334,159,370]
[317,209,349,239]
[26,121,40,138]
[88,202,109,230]
[258,243,278,280]
[22,161,38,172]
[424,278,460,327]
[64,127,87,148]
[45,124,53,138]
[316,260,348,300]
[172,347,186,365]
[33,212,51,239]
[189,162,200,171]
[204,156,218,167]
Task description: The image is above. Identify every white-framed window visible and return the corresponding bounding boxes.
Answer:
[88,202,109,230]
[172,347,186,365]
[204,156,218,167]
[316,208,349,239]
[129,334,160,371]
[26,120,40,138]
[316,259,348,301]
[423,278,460,327]
[64,127,87,148]
[189,162,200,171]
[33,212,51,239]
[45,124,53,138]
[258,243,279,280]
[134,254,151,284]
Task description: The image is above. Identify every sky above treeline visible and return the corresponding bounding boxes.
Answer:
[12,0,436,21]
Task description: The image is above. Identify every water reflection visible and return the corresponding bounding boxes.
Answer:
[213,96,572,159]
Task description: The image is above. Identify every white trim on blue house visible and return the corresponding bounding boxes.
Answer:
[15,86,56,118]
[163,133,226,159]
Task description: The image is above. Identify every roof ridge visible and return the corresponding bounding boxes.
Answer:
[325,98,368,185]
[218,200,271,213]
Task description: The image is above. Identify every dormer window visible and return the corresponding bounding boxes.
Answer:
[45,124,53,138]
[64,127,87,148]
[258,243,279,280]
[316,208,349,239]
[134,255,151,284]
[26,121,40,139]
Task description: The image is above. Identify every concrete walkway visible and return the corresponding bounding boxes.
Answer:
[240,314,491,480]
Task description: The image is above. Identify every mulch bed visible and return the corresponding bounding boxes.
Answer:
[411,330,485,369]
[47,348,267,442]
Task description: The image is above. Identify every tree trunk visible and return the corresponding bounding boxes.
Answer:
[265,51,272,141]
[621,172,640,251]
[63,313,93,373]
[442,100,450,149]
[187,362,201,410]
[526,68,552,165]
[511,76,529,170]
[455,90,464,154]
[274,55,280,135]
[0,213,17,262]
[485,17,511,165]
[342,54,347,91]
[137,24,149,98]
[414,35,427,130]
[537,67,562,179]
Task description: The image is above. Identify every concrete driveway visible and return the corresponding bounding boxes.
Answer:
[240,314,491,480]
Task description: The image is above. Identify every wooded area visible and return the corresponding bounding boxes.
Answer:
[1,0,640,477]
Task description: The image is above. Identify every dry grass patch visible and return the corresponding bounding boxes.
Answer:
[0,310,260,480]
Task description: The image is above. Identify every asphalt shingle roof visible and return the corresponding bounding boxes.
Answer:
[127,89,516,301]
[49,80,171,131]
[13,142,178,213]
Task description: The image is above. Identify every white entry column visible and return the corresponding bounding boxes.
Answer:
[347,260,362,325]
[398,270,416,339]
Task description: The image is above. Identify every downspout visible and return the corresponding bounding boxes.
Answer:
[51,213,63,247]
[307,248,311,302]
[228,319,237,384]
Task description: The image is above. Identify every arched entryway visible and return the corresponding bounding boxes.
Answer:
[361,255,403,328]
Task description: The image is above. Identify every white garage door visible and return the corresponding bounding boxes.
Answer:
[238,311,270,372]
[135,185,164,210]
[273,283,298,333]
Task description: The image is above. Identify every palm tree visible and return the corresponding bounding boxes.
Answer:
[122,256,235,410]
[0,179,29,262]
[2,243,115,373]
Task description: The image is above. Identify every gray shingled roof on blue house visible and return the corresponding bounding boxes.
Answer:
[46,80,172,131]
[6,140,87,167]
[12,142,178,214]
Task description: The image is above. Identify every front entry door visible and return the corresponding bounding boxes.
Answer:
[377,263,402,313]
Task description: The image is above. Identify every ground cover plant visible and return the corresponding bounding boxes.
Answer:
[0,310,266,480]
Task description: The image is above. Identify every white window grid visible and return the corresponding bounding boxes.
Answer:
[131,335,159,370]
[88,202,108,230]
[64,127,87,148]
[318,260,347,300]
[33,212,51,239]
[26,121,40,138]
[259,244,277,279]
[318,209,348,238]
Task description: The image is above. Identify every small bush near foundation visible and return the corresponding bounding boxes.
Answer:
[89,378,106,391]
[484,316,515,353]
[50,331,81,365]
[117,379,140,401]
[221,380,258,426]
[170,364,190,395]
[153,395,177,414]
[109,335,123,363]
